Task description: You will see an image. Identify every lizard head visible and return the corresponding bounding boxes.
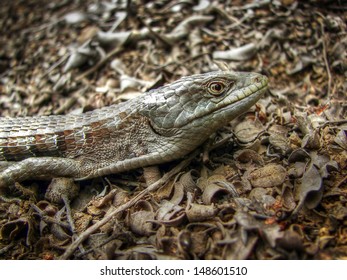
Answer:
[141,71,268,140]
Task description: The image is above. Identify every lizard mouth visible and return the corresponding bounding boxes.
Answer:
[231,76,269,103]
[148,74,269,136]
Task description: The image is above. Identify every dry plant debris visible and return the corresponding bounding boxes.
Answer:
[0,0,346,260]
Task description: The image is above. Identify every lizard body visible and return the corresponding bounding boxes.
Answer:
[0,71,268,187]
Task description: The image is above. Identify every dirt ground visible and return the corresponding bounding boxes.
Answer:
[0,0,346,259]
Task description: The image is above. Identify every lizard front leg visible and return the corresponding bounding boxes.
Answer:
[0,157,82,189]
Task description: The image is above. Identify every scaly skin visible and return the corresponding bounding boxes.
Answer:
[0,71,268,187]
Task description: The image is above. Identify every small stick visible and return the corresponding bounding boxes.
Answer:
[59,150,199,259]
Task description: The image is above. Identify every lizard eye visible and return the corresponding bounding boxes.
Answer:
[207,81,227,96]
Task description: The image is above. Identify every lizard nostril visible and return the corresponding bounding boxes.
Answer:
[253,77,261,84]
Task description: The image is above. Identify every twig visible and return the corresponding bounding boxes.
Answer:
[0,243,15,256]
[75,233,118,258]
[320,26,332,99]
[76,46,123,81]
[31,204,70,229]
[42,54,69,79]
[59,150,199,259]
[335,174,347,189]
[137,17,173,47]
[209,5,248,30]
[316,12,332,99]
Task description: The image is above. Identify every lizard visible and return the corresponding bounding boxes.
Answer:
[0,71,268,188]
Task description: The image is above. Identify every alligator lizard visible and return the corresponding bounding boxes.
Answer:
[0,71,268,188]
